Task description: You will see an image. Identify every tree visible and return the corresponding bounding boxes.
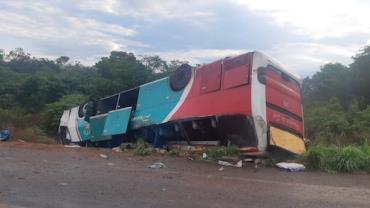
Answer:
[95,51,154,95]
[350,45,370,107]
[0,49,4,64]
[55,56,70,66]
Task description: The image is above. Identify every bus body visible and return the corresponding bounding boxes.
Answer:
[59,51,305,155]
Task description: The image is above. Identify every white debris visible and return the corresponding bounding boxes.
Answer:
[218,160,242,168]
[148,162,167,169]
[202,153,207,159]
[243,158,253,162]
[99,154,109,159]
[107,162,115,166]
[112,147,123,152]
[218,166,224,171]
[276,162,305,172]
[64,144,80,148]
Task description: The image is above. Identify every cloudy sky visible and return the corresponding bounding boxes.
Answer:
[0,0,369,77]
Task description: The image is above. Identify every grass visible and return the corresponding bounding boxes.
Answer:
[133,138,153,156]
[205,144,240,161]
[300,141,370,173]
[10,126,56,144]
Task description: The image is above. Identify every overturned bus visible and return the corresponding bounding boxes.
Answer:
[59,51,306,155]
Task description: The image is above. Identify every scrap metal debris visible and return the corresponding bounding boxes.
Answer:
[276,162,305,172]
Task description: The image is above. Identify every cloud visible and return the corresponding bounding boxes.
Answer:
[234,0,370,39]
[266,42,361,77]
[77,0,216,22]
[0,0,368,75]
[0,1,146,64]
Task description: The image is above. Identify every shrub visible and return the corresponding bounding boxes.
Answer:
[133,138,153,156]
[301,143,370,173]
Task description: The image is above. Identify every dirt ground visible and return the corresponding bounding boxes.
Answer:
[0,142,370,208]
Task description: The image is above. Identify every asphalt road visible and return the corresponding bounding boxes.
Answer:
[0,142,369,208]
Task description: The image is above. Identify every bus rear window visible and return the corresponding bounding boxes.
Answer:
[258,65,300,88]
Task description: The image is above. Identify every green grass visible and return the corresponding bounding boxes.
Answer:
[133,138,153,156]
[206,144,240,161]
[301,142,370,173]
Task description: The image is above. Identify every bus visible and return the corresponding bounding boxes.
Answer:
[59,51,306,155]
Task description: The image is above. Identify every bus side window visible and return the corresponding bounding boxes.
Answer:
[222,54,251,89]
[96,94,119,115]
[200,60,222,94]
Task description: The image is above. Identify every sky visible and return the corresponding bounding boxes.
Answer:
[0,0,369,77]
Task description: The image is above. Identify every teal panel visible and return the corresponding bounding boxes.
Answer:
[103,107,132,136]
[90,114,110,142]
[77,118,91,141]
[131,77,185,129]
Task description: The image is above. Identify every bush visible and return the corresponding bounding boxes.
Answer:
[133,138,153,156]
[301,143,370,173]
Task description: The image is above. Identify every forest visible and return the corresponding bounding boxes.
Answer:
[0,46,370,145]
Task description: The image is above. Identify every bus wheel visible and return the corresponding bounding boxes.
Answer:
[170,64,192,91]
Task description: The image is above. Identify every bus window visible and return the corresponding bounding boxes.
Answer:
[117,88,139,110]
[200,60,222,94]
[222,54,251,89]
[96,94,119,115]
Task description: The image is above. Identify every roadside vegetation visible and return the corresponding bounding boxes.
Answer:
[301,141,370,173]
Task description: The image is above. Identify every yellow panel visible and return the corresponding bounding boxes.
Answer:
[269,126,306,154]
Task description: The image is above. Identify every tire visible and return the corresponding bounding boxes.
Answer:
[169,64,192,91]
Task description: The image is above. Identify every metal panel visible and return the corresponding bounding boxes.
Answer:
[222,54,251,89]
[89,114,110,141]
[200,60,222,94]
[103,107,132,136]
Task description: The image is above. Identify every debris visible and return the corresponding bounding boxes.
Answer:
[99,154,109,159]
[218,160,242,168]
[0,129,10,141]
[148,162,167,169]
[202,153,208,159]
[218,166,224,171]
[187,157,194,161]
[107,162,115,166]
[112,147,123,152]
[276,162,305,172]
[59,182,68,186]
[161,188,167,192]
[254,158,263,168]
[243,158,253,162]
[17,139,26,143]
[155,148,167,154]
[64,144,80,148]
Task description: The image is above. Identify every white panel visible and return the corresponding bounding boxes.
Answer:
[67,107,80,142]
